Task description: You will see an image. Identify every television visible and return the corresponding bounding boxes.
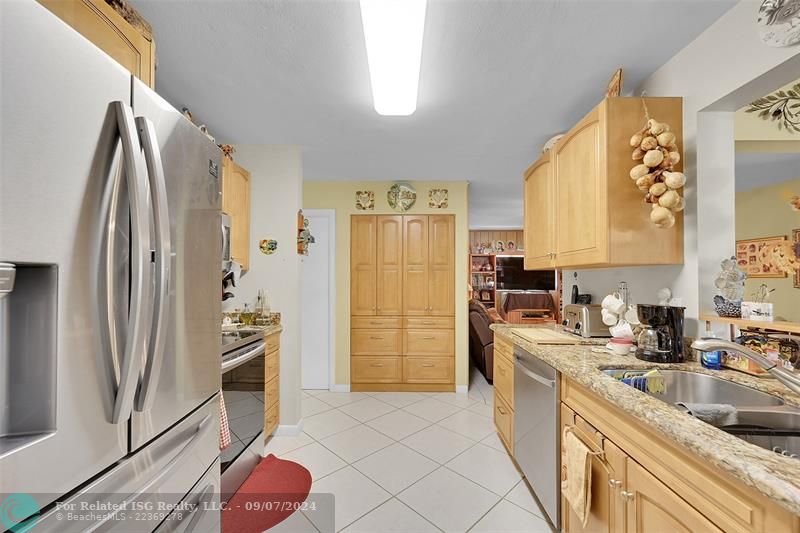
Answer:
[495,256,555,291]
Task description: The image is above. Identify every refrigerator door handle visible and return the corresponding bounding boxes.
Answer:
[134,116,172,412]
[111,101,153,424]
[90,414,214,529]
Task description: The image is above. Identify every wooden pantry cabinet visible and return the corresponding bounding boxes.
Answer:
[222,157,252,272]
[39,0,156,88]
[523,97,684,270]
[351,214,455,391]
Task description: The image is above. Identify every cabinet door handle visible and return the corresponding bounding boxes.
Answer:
[369,336,384,340]
[608,479,622,490]
[371,363,384,367]
[370,321,383,325]
[422,321,435,325]
[497,406,507,415]
[421,363,435,367]
[377,306,381,311]
[421,336,436,340]
[620,491,635,502]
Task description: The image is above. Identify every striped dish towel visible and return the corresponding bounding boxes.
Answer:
[219,390,231,450]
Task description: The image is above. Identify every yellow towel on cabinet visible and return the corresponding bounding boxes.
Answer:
[561,427,592,527]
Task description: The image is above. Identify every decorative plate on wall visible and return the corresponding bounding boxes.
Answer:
[758,0,800,47]
[387,182,417,212]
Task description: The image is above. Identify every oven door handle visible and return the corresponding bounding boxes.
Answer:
[514,355,556,388]
[221,341,266,373]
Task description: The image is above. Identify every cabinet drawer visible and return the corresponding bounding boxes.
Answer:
[265,376,279,408]
[351,356,402,383]
[403,357,454,383]
[403,317,455,329]
[495,334,513,362]
[494,353,514,408]
[265,351,279,383]
[351,317,402,329]
[494,390,513,453]
[265,333,280,354]
[352,329,401,356]
[404,329,454,356]
[265,401,279,436]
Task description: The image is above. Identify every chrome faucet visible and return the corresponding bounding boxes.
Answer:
[691,338,800,395]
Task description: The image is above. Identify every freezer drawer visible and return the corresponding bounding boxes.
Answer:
[32,395,220,532]
[154,459,221,533]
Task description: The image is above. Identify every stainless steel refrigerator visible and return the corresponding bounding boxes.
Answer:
[1,1,222,530]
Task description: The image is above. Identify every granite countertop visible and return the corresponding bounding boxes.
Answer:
[491,324,800,515]
[262,324,283,336]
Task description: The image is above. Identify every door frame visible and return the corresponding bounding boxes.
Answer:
[302,209,336,389]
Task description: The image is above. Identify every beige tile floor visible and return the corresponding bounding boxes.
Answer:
[264,368,554,533]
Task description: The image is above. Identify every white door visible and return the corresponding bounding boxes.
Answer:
[301,209,335,389]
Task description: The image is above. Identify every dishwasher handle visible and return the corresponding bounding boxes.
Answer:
[514,355,556,388]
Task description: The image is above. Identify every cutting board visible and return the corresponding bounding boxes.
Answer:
[511,327,582,345]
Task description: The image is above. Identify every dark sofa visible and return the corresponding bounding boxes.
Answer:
[468,300,505,382]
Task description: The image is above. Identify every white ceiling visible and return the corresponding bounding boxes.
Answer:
[736,151,800,192]
[133,0,735,228]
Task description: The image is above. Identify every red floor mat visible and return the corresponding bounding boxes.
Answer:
[222,454,312,533]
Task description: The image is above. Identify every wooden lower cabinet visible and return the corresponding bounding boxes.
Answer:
[404,357,453,383]
[494,390,514,452]
[561,378,800,533]
[264,332,280,439]
[625,458,723,533]
[352,356,402,383]
[493,337,515,453]
[351,315,454,390]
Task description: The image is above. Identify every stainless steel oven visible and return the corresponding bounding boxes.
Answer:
[513,345,560,527]
[220,329,266,497]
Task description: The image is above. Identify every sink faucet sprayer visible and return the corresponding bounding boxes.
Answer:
[691,338,800,395]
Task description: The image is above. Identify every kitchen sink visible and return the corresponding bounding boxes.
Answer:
[604,368,800,458]
[602,369,785,407]
[722,410,800,459]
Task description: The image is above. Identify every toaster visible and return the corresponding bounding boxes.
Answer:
[562,304,611,338]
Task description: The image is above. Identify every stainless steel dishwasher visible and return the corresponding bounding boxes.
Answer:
[513,345,559,527]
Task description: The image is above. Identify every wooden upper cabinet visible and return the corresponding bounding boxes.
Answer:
[625,459,723,533]
[39,0,155,88]
[403,215,429,316]
[428,215,455,316]
[376,216,403,315]
[523,152,555,270]
[222,158,252,272]
[351,216,377,316]
[523,97,684,270]
[554,106,607,266]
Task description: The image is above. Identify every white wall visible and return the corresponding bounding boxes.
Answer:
[223,145,303,430]
[563,0,800,336]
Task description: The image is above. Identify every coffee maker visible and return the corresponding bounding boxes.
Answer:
[635,304,685,363]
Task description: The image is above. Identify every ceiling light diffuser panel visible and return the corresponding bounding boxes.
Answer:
[360,0,427,116]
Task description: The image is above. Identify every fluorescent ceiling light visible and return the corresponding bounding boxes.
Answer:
[360,0,427,116]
